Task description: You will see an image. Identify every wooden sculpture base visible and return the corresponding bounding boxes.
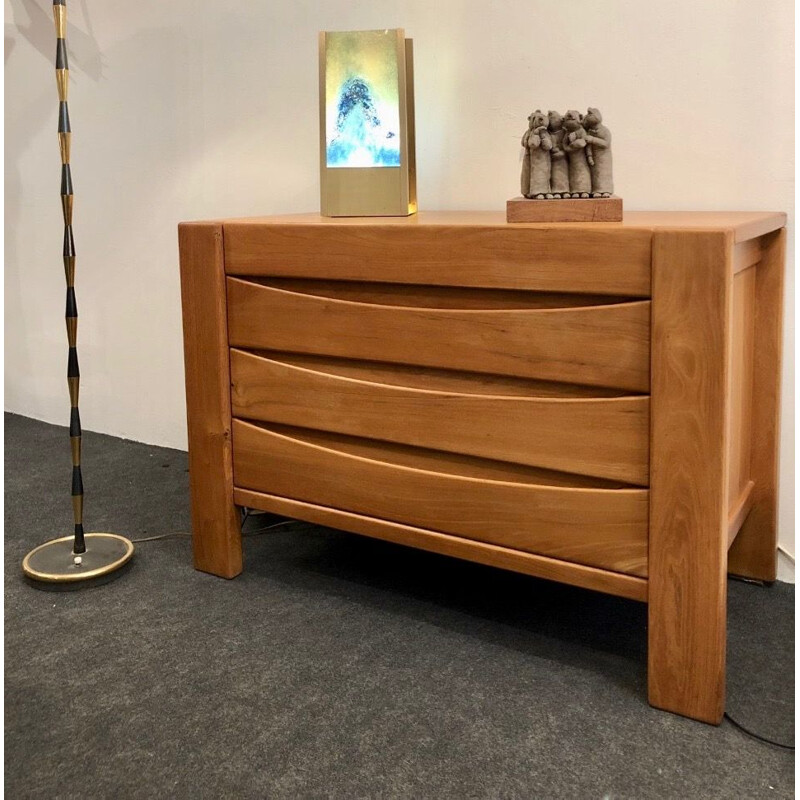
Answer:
[507,195,623,223]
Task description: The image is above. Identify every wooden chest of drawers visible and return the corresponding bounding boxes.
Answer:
[178,210,785,724]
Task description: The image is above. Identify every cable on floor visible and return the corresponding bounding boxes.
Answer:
[728,573,767,587]
[243,520,301,537]
[130,519,301,543]
[130,532,192,543]
[724,711,794,751]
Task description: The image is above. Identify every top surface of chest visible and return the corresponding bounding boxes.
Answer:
[214,210,784,298]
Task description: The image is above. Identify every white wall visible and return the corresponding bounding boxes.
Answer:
[5,0,794,579]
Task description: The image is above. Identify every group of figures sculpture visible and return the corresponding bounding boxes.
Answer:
[521,108,613,199]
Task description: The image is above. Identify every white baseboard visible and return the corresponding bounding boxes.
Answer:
[776,548,795,583]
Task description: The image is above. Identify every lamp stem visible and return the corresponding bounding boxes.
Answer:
[53,0,85,555]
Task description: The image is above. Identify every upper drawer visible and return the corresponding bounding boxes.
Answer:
[223,221,652,296]
[226,278,651,392]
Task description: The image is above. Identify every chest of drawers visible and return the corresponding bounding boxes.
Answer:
[178,210,785,723]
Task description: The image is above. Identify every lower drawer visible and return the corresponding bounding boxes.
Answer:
[232,419,649,577]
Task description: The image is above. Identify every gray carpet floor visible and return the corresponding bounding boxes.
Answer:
[4,412,794,798]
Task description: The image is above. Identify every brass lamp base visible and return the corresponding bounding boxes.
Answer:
[22,533,134,588]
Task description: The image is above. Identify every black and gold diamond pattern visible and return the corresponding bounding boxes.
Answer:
[54,0,85,555]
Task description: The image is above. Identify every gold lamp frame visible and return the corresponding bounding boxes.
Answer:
[319,29,416,217]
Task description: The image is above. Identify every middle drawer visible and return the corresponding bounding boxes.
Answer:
[230,349,650,485]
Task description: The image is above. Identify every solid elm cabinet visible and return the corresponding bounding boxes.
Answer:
[178,210,786,724]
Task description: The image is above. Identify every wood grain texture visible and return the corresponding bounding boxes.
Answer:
[728,229,786,580]
[648,230,732,724]
[178,222,242,578]
[234,488,649,602]
[506,195,622,223]
[230,349,650,484]
[232,420,649,576]
[227,279,651,392]
[223,217,652,296]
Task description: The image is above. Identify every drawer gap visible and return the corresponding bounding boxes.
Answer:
[239,349,644,399]
[238,277,637,310]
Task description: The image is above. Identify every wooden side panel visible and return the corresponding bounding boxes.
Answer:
[727,266,756,512]
[232,420,650,576]
[223,221,652,296]
[728,480,755,548]
[648,230,732,724]
[234,488,649,602]
[226,279,652,392]
[230,350,650,485]
[728,229,786,580]
[178,222,242,578]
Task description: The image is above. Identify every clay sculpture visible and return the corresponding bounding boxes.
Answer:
[521,110,552,199]
[584,107,613,197]
[519,107,614,199]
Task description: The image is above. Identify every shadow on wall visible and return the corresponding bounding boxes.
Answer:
[7,0,105,79]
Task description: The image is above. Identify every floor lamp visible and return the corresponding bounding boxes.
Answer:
[22,0,134,586]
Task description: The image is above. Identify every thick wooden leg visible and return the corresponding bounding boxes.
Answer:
[178,222,242,578]
[728,229,785,581]
[648,231,732,724]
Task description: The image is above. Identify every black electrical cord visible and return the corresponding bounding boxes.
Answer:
[130,532,191,543]
[724,711,794,751]
[130,519,300,543]
[243,520,300,537]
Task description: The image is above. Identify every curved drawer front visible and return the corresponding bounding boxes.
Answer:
[232,420,649,576]
[226,279,651,392]
[231,350,650,485]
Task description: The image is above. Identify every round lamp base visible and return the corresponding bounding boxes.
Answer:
[22,533,134,589]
